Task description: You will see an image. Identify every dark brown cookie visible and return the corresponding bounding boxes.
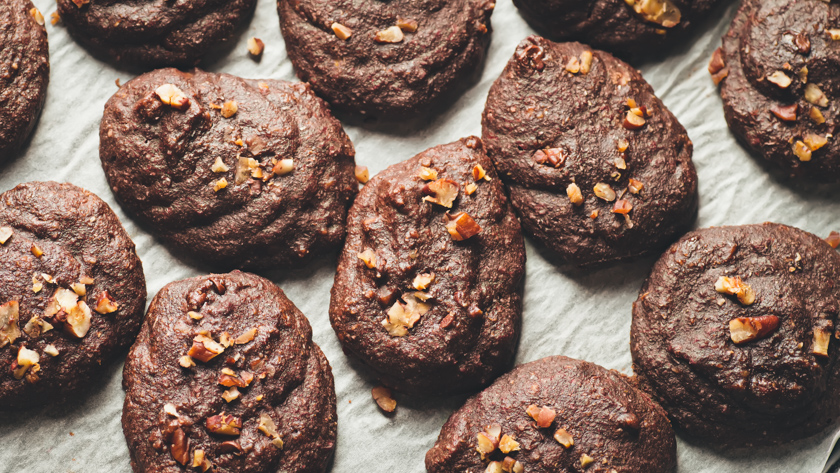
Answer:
[0,0,49,162]
[482,37,697,267]
[513,0,725,55]
[426,356,677,473]
[56,0,255,67]
[631,223,840,447]
[329,137,525,396]
[0,181,146,409]
[122,271,337,473]
[714,0,840,182]
[277,0,495,117]
[100,68,358,270]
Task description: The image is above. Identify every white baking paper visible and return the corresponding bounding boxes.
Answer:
[2,0,839,472]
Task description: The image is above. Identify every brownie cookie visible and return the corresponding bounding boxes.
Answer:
[513,0,725,55]
[426,356,677,473]
[329,137,525,396]
[482,37,697,267]
[56,0,255,67]
[631,223,840,447]
[100,68,357,270]
[277,0,495,117]
[713,0,840,182]
[0,0,49,163]
[0,182,146,409]
[122,271,337,473]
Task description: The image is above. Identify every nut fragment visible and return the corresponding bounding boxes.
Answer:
[803,133,828,152]
[485,461,503,473]
[813,328,831,357]
[626,0,681,27]
[593,182,616,201]
[566,183,584,205]
[331,22,352,40]
[810,106,826,124]
[357,249,377,269]
[419,166,438,181]
[445,212,481,241]
[533,148,566,168]
[412,272,435,290]
[476,425,501,459]
[729,316,780,344]
[179,355,195,368]
[0,301,21,348]
[355,165,369,183]
[23,316,53,338]
[257,413,284,448]
[714,276,756,305]
[565,56,581,74]
[0,227,12,244]
[526,404,556,428]
[422,179,460,208]
[498,434,520,454]
[397,18,418,32]
[829,29,840,41]
[579,50,593,74]
[793,140,812,162]
[44,344,59,357]
[213,178,228,192]
[612,199,633,215]
[382,293,431,336]
[170,428,189,465]
[708,47,729,85]
[30,8,44,25]
[206,413,242,436]
[501,457,524,473]
[14,347,40,380]
[234,328,257,345]
[221,101,238,118]
[580,454,595,468]
[375,26,404,43]
[222,387,240,403]
[188,335,225,363]
[211,157,229,173]
[805,83,829,107]
[628,178,644,194]
[623,110,646,129]
[272,159,294,176]
[554,428,574,448]
[465,182,478,195]
[372,386,397,412]
[826,231,840,249]
[155,84,190,110]
[94,291,119,314]
[472,164,490,181]
[767,71,791,88]
[64,302,92,338]
[70,282,86,296]
[70,0,89,7]
[247,37,265,57]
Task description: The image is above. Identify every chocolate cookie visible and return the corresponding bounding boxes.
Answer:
[482,37,698,267]
[713,0,840,182]
[100,68,358,270]
[513,0,725,55]
[56,0,255,67]
[631,223,840,447]
[0,182,146,409]
[329,137,525,395]
[277,0,495,117]
[0,0,49,162]
[426,356,677,473]
[122,271,337,473]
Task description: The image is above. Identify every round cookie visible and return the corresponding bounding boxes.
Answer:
[56,0,255,67]
[0,181,146,409]
[482,37,698,267]
[631,223,840,447]
[329,137,525,396]
[426,356,677,473]
[0,0,49,163]
[713,0,840,182]
[122,271,337,473]
[277,0,495,117]
[100,68,358,270]
[513,0,725,55]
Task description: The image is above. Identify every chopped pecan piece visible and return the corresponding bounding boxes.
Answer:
[729,316,780,344]
[221,101,238,118]
[372,385,397,412]
[825,231,840,249]
[170,428,189,465]
[206,413,242,436]
[0,227,12,244]
[155,84,190,110]
[331,22,352,40]
[813,327,831,357]
[715,276,756,305]
[247,37,265,56]
[94,291,119,314]
[188,335,225,363]
[767,71,791,88]
[422,179,460,208]
[554,428,574,448]
[0,301,21,348]
[445,212,481,241]
[498,434,520,454]
[355,165,369,183]
[375,26,404,43]
[770,103,798,122]
[566,183,584,205]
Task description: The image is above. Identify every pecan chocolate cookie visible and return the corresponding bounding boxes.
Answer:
[513,0,725,55]
[122,271,337,473]
[631,223,840,447]
[56,0,255,67]
[713,0,840,182]
[100,68,357,270]
[426,356,677,473]
[277,0,495,117]
[0,182,146,409]
[329,137,525,396]
[0,0,49,162]
[482,37,698,267]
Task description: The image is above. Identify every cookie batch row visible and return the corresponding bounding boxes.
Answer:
[1,0,839,473]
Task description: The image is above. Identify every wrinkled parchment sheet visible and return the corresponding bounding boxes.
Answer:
[2,1,839,472]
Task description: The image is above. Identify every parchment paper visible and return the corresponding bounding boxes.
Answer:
[2,0,840,472]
